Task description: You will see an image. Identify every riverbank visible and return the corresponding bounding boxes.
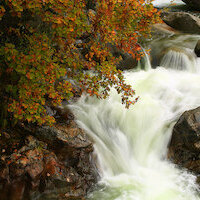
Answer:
[0,109,99,200]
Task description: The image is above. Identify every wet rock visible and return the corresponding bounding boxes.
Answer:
[151,23,178,39]
[182,0,200,10]
[0,116,99,199]
[168,107,200,174]
[0,135,46,199]
[36,122,92,150]
[117,55,138,70]
[161,12,200,34]
[195,40,200,57]
[64,188,85,200]
[8,180,26,200]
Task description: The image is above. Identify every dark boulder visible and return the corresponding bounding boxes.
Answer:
[161,12,200,34]
[168,107,200,174]
[182,0,200,10]
[117,56,138,70]
[195,40,200,57]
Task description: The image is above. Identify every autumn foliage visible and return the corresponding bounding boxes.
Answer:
[0,0,161,127]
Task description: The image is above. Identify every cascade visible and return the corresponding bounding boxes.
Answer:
[160,48,196,71]
[69,33,200,200]
[137,47,151,71]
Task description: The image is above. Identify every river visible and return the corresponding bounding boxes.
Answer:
[70,1,200,200]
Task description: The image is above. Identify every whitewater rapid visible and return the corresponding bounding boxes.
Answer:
[70,35,200,199]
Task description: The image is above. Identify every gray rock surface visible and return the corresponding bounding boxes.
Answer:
[161,12,200,34]
[151,23,178,39]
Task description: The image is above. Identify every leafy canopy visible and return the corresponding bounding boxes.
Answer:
[0,0,161,127]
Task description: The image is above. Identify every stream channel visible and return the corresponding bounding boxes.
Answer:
[70,1,200,200]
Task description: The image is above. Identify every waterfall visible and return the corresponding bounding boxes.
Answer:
[137,47,151,71]
[69,36,200,200]
[160,48,196,72]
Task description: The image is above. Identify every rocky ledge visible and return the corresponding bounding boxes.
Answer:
[168,107,200,182]
[161,11,200,34]
[0,110,99,200]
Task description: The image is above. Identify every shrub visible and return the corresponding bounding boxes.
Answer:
[0,0,161,127]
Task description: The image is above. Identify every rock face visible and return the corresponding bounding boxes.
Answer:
[117,56,138,70]
[182,0,200,10]
[0,113,99,199]
[108,44,138,70]
[161,12,200,34]
[168,107,200,175]
[151,23,178,39]
[195,40,200,57]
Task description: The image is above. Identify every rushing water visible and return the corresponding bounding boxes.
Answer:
[70,34,200,200]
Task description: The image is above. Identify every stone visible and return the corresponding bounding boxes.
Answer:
[0,117,99,199]
[161,12,200,34]
[108,44,138,70]
[36,122,92,149]
[151,23,178,39]
[168,107,200,175]
[182,0,200,10]
[195,40,200,57]
[117,55,138,70]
